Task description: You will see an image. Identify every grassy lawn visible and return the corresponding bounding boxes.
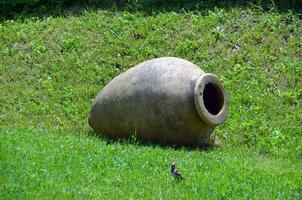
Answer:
[1,127,301,199]
[0,4,302,199]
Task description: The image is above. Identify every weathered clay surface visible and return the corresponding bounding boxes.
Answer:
[89,57,228,146]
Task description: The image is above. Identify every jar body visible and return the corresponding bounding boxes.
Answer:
[89,57,228,146]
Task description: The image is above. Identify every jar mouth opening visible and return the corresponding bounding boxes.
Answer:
[203,82,224,115]
[194,73,228,126]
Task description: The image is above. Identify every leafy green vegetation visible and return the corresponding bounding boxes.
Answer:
[1,0,302,15]
[0,4,301,198]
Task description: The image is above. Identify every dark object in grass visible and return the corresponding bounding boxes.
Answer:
[171,162,183,181]
[89,57,228,146]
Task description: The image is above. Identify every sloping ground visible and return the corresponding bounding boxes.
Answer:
[1,8,301,158]
[0,7,301,198]
[1,127,301,199]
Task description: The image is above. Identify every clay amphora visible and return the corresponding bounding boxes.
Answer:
[89,57,228,146]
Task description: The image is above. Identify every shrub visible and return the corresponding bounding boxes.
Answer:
[1,0,302,15]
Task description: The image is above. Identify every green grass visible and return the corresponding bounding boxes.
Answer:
[1,127,301,199]
[0,6,302,199]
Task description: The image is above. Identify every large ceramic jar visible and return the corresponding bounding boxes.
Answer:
[89,57,228,146]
